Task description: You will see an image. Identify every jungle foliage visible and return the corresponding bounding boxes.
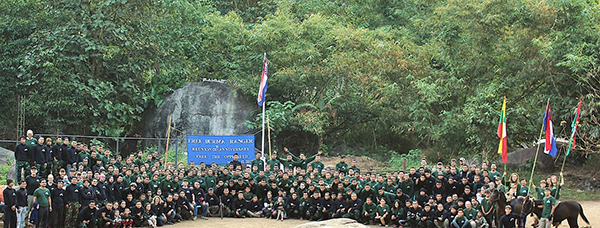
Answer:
[1,0,599,160]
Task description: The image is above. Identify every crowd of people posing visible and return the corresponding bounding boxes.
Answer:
[3,131,565,228]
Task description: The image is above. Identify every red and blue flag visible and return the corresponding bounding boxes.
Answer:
[543,103,558,157]
[257,53,268,107]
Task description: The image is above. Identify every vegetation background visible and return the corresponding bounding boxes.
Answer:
[1,0,600,174]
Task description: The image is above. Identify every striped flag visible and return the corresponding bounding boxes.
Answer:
[257,53,268,107]
[497,97,508,163]
[543,103,558,157]
[566,98,582,156]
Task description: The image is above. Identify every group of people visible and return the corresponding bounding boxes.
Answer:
[3,130,565,228]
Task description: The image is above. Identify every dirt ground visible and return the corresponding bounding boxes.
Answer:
[166,201,598,228]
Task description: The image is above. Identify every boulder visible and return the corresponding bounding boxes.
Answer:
[293,218,367,228]
[141,81,257,150]
[0,147,16,179]
[506,144,556,170]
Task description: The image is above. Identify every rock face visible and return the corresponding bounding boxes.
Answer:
[142,81,257,149]
[293,218,367,228]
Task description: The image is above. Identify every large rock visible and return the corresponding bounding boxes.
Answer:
[293,218,367,228]
[506,144,556,170]
[0,147,16,179]
[141,81,257,149]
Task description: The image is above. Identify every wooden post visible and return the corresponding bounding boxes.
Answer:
[164,115,172,163]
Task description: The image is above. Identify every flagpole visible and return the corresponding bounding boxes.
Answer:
[527,99,550,196]
[261,97,266,161]
[556,97,582,198]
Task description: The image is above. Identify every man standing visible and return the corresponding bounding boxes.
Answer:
[24,167,40,213]
[16,181,27,228]
[251,152,265,171]
[538,189,556,228]
[24,130,37,166]
[51,180,67,228]
[14,137,30,182]
[32,179,52,228]
[3,179,17,228]
[336,155,349,174]
[229,153,243,170]
[33,137,47,175]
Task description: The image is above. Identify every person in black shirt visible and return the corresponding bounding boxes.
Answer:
[79,179,96,207]
[24,167,40,211]
[162,194,177,224]
[131,201,145,226]
[78,201,98,227]
[3,179,17,228]
[232,192,247,218]
[343,192,362,220]
[15,137,30,182]
[204,188,220,217]
[229,153,243,171]
[16,181,28,228]
[51,180,67,228]
[176,191,193,220]
[33,137,48,176]
[98,202,115,228]
[65,177,82,227]
[499,205,519,228]
[247,195,263,218]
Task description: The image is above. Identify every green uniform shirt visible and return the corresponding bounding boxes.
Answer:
[376,204,390,216]
[336,162,348,173]
[33,188,51,207]
[311,161,325,172]
[362,202,377,215]
[252,159,265,171]
[541,196,556,218]
[267,159,281,170]
[453,216,467,226]
[518,186,529,197]
[464,208,478,220]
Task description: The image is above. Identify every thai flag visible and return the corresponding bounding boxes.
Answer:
[543,103,558,157]
[257,53,268,107]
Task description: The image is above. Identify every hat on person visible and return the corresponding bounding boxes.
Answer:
[208,188,214,191]
[460,157,466,162]
[396,188,403,193]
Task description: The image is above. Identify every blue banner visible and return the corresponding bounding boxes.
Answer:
[187,135,254,165]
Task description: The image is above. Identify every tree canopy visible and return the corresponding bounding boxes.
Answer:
[1,0,599,160]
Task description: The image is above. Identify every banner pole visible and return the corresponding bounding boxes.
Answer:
[165,115,172,163]
[261,100,266,161]
[528,99,549,196]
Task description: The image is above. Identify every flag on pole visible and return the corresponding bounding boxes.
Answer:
[543,103,558,157]
[566,98,582,156]
[497,97,508,163]
[257,53,268,107]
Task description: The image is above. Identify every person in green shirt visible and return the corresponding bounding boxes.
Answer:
[349,160,361,174]
[266,152,281,171]
[311,154,325,173]
[532,180,548,200]
[33,179,52,228]
[361,197,377,225]
[479,189,495,226]
[335,156,349,174]
[538,188,556,228]
[451,209,468,228]
[517,179,529,197]
[375,198,390,226]
[251,152,265,171]
[463,201,478,228]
